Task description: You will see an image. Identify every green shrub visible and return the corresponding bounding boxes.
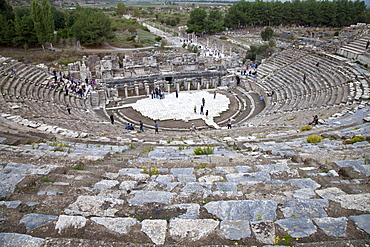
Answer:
[72,164,84,170]
[350,136,365,143]
[307,135,323,143]
[300,125,313,132]
[142,166,159,176]
[192,145,214,155]
[143,147,154,152]
[40,177,54,183]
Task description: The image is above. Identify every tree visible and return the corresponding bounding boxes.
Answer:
[30,0,55,46]
[205,9,225,35]
[116,2,126,16]
[244,43,274,62]
[0,0,14,46]
[133,7,140,18]
[186,8,207,34]
[13,7,38,47]
[261,27,274,41]
[72,8,114,46]
[52,6,66,30]
[0,14,14,46]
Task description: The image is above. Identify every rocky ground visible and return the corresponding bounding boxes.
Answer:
[0,103,369,247]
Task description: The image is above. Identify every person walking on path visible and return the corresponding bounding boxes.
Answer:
[205,110,209,118]
[227,119,232,129]
[139,120,144,132]
[176,91,178,98]
[214,91,216,99]
[194,105,197,113]
[202,98,205,106]
[66,104,71,114]
[200,105,204,115]
[110,114,114,124]
[303,74,307,83]
[154,121,159,134]
[190,123,196,134]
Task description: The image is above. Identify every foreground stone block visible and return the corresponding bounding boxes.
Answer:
[287,178,321,190]
[91,217,138,234]
[0,233,44,247]
[317,188,370,212]
[281,199,328,219]
[55,215,87,234]
[220,220,251,240]
[204,200,277,221]
[128,191,175,206]
[141,219,167,245]
[313,217,347,237]
[226,172,271,184]
[0,163,57,199]
[20,213,58,230]
[93,180,119,190]
[275,218,317,238]
[349,214,370,235]
[169,219,219,242]
[65,195,125,217]
[250,220,275,244]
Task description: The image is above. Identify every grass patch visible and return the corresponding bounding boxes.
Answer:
[72,164,84,170]
[143,147,154,152]
[343,135,366,144]
[307,135,323,143]
[192,145,214,155]
[40,177,54,183]
[142,166,159,176]
[300,125,313,132]
[194,163,209,169]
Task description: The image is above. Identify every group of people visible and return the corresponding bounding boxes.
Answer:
[151,87,165,99]
[50,70,95,99]
[240,64,258,77]
[194,97,209,117]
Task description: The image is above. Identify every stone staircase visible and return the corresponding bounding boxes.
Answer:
[0,111,369,246]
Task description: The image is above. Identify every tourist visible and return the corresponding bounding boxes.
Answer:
[176,91,178,98]
[139,120,144,132]
[66,104,71,114]
[202,98,205,106]
[154,121,159,134]
[366,40,370,49]
[190,123,196,133]
[309,115,319,126]
[11,68,16,75]
[205,110,209,118]
[214,91,216,99]
[227,119,232,129]
[303,74,307,83]
[110,114,114,124]
[200,105,204,115]
[194,105,197,113]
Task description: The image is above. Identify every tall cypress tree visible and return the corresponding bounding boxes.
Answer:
[31,0,55,46]
[0,0,14,46]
